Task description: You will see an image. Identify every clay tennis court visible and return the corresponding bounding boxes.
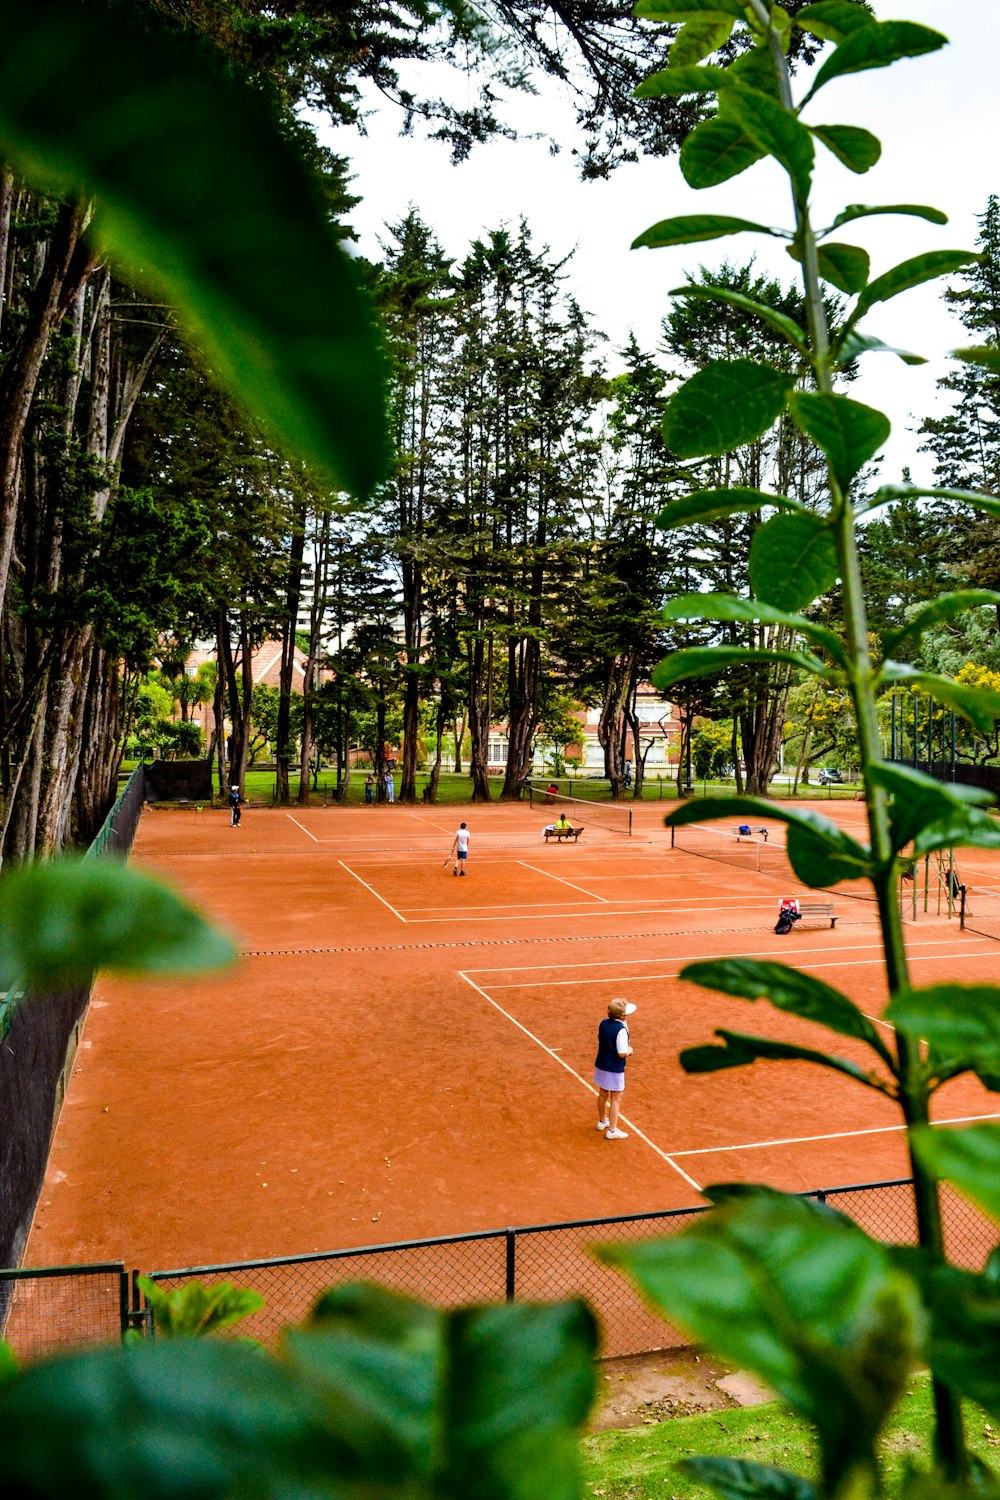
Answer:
[23,797,1000,1276]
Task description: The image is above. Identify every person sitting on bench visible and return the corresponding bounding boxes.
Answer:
[543,811,574,838]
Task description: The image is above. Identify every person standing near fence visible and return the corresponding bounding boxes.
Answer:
[228,784,242,827]
[384,768,395,804]
[594,998,634,1139]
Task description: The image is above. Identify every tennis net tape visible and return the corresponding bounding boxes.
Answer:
[670,820,789,876]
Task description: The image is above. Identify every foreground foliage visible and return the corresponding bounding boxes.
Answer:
[597,2,1000,1497]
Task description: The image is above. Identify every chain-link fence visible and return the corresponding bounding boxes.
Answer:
[0,1263,129,1360]
[143,1178,998,1357]
[0,765,147,1271]
[6,1178,997,1358]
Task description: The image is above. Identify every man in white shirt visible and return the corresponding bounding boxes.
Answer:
[451,822,471,876]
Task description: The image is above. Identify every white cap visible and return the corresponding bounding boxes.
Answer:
[624,1002,637,1016]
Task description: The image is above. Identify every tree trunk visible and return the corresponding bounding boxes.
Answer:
[501,635,540,800]
[0,200,94,625]
[466,636,493,801]
[400,669,420,804]
[425,698,446,803]
[276,500,306,805]
[598,653,635,800]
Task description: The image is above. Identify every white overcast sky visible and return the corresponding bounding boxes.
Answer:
[325,2,999,484]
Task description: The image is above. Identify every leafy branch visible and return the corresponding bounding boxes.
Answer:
[609,2,1000,1493]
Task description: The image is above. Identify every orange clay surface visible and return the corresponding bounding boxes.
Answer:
[24,798,1000,1275]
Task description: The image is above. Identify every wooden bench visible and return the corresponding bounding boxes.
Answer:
[544,825,584,843]
[794,901,837,928]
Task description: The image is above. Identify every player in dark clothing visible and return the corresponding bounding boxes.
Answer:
[594,997,634,1140]
[228,784,242,827]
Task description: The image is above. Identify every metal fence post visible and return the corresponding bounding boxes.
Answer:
[505,1229,516,1301]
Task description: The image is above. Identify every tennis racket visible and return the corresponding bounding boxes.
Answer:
[443,852,453,867]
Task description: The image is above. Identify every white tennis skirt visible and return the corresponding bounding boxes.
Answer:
[593,1068,625,1092]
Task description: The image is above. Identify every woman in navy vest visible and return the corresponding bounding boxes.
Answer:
[594,997,634,1140]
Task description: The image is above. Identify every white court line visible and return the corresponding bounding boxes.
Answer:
[668,1111,1000,1159]
[517,861,609,903]
[403,809,457,836]
[485,949,999,989]
[285,813,319,843]
[465,934,976,976]
[337,860,408,924]
[399,899,609,913]
[458,971,703,1192]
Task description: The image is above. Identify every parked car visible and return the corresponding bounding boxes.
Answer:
[817,767,844,785]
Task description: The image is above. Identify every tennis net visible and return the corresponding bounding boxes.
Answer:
[527,784,632,837]
[670,821,789,876]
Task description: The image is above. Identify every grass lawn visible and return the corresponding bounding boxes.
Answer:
[582,1376,997,1497]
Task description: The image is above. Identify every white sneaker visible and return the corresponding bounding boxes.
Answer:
[596,1119,609,1131]
[605,1129,628,1140]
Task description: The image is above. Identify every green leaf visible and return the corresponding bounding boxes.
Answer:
[0,1341,341,1497]
[883,590,1000,656]
[862,482,1000,521]
[294,1285,598,1500]
[878,665,1000,737]
[0,1343,16,1384]
[788,238,870,295]
[661,591,847,666]
[826,202,949,232]
[788,391,889,491]
[910,1123,1000,1224]
[0,856,236,991]
[632,213,777,248]
[893,1251,1000,1420]
[815,242,871,295]
[634,64,726,97]
[679,957,896,1066]
[651,645,829,692]
[678,1456,819,1500]
[656,487,806,531]
[0,0,387,496]
[952,345,1000,373]
[662,360,795,459]
[680,117,766,189]
[805,21,948,102]
[811,124,881,173]
[665,797,871,886]
[681,1029,892,1092]
[868,763,995,858]
[725,46,783,100]
[599,1187,922,1496]
[853,251,979,321]
[749,513,840,612]
[795,3,877,44]
[671,15,735,66]
[138,1277,265,1338]
[889,990,1000,1093]
[723,86,814,203]
[633,0,746,17]
[838,330,926,367]
[669,285,806,350]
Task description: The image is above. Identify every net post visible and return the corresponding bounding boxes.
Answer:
[670,824,675,849]
[628,808,632,837]
[960,883,968,931]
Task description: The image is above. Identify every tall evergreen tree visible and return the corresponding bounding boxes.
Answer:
[920,195,1000,599]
